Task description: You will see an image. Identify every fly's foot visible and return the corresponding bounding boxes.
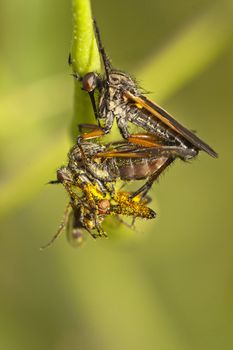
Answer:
[90,230,108,239]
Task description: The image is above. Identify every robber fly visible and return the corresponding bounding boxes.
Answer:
[41,158,156,249]
[71,20,217,164]
[65,133,198,199]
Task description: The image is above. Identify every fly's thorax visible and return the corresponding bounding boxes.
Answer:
[98,85,123,116]
[87,160,112,181]
[68,144,82,163]
[69,142,104,163]
[109,71,138,103]
[108,70,136,90]
[99,70,139,116]
[100,158,120,180]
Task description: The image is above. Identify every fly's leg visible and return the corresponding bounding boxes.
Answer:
[78,123,102,134]
[76,205,99,240]
[130,158,174,199]
[89,212,108,239]
[116,115,130,139]
[101,109,114,135]
[116,215,136,230]
[88,90,100,122]
[95,225,108,238]
[78,125,105,141]
[40,203,72,250]
[93,19,112,76]
[95,215,108,238]
[103,182,115,195]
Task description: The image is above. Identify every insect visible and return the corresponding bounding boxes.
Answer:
[67,134,198,199]
[41,154,156,249]
[72,20,217,165]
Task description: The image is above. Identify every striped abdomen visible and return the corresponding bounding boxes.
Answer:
[114,157,168,181]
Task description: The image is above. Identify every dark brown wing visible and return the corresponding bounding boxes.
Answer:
[124,91,218,158]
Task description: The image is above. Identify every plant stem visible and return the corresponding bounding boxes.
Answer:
[70,0,101,140]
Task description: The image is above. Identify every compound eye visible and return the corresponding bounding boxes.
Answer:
[57,168,72,183]
[82,72,98,92]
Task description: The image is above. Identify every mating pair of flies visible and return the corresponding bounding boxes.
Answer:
[42,21,217,248]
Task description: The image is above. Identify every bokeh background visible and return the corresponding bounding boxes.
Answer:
[1,0,233,349]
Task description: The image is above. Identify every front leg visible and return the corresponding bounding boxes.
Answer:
[116,115,130,139]
[89,210,108,239]
[101,110,115,135]
[78,123,101,134]
[78,125,105,140]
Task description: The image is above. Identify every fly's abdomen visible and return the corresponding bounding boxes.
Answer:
[116,158,167,181]
[129,107,189,148]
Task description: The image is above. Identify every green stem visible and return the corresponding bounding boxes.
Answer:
[70,0,101,141]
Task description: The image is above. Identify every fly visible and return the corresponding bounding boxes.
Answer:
[67,134,194,198]
[72,20,218,160]
[41,147,156,249]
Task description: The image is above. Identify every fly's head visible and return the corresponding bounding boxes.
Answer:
[56,167,73,184]
[81,72,102,92]
[81,69,137,95]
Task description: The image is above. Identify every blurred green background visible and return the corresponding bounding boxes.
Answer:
[0,0,233,349]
